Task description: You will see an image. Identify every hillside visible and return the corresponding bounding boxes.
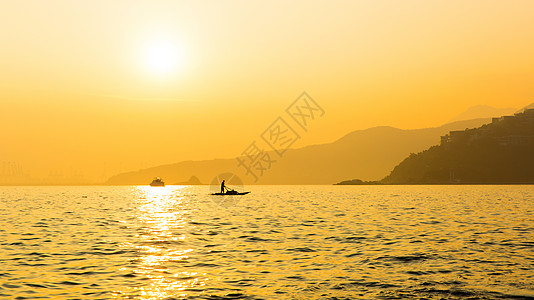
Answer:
[380,109,534,184]
[106,118,490,185]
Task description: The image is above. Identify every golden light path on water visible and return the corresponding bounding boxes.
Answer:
[113,186,206,299]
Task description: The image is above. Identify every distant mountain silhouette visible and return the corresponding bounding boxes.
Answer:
[449,105,517,123]
[106,118,491,185]
[516,102,534,113]
[360,108,534,184]
[173,176,203,185]
[107,159,237,186]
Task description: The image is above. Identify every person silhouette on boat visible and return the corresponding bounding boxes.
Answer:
[220,180,226,194]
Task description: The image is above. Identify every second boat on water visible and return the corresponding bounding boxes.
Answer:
[150,177,165,187]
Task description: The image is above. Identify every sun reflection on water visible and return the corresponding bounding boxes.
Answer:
[114,186,207,299]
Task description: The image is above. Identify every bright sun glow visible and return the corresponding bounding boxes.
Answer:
[144,39,183,77]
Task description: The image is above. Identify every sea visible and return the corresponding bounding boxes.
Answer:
[0,185,533,299]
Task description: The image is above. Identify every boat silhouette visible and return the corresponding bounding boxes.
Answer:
[150,177,165,186]
[211,189,249,195]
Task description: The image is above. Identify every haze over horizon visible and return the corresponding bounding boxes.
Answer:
[2,0,534,183]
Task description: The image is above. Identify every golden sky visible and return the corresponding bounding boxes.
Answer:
[1,0,534,182]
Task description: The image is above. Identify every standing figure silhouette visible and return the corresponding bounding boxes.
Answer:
[220,180,226,194]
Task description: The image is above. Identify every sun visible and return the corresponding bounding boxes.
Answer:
[144,39,183,77]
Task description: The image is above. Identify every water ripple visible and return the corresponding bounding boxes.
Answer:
[0,185,533,299]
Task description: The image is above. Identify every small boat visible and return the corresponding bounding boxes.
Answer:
[211,190,250,195]
[150,177,165,187]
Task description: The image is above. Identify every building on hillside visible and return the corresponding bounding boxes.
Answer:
[498,135,534,146]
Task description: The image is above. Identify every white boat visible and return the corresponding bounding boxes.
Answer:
[150,177,165,187]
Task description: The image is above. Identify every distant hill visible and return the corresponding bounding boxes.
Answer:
[449,105,517,123]
[516,102,534,113]
[173,176,203,185]
[106,118,491,185]
[379,109,534,184]
[107,159,238,186]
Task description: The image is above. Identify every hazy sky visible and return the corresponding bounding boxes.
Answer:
[1,0,534,182]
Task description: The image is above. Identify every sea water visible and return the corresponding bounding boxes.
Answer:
[0,185,533,299]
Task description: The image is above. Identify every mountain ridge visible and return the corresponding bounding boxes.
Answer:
[448,105,517,123]
[338,107,534,185]
[106,118,491,185]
